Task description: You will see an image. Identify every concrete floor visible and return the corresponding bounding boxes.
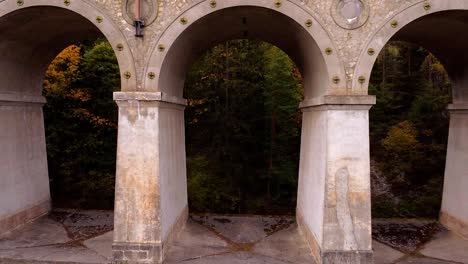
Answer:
[0,210,467,264]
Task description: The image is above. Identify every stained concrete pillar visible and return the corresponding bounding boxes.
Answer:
[440,103,468,239]
[0,94,51,235]
[297,95,375,264]
[113,92,188,264]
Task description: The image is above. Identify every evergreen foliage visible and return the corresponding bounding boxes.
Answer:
[185,40,302,214]
[43,40,118,209]
[370,42,451,218]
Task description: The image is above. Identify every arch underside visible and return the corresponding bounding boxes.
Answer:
[156,5,334,100]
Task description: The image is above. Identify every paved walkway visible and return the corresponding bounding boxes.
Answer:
[0,210,466,263]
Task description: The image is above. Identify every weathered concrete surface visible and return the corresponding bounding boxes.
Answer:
[1,214,317,264]
[0,217,69,250]
[163,219,229,262]
[373,241,404,264]
[0,210,113,264]
[113,95,188,263]
[441,106,468,239]
[166,215,316,264]
[395,257,460,264]
[83,232,113,260]
[0,98,50,235]
[298,101,374,263]
[253,224,316,264]
[1,213,467,264]
[420,230,468,264]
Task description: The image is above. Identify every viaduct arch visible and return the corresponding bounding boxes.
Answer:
[0,0,467,263]
[0,0,133,241]
[354,0,468,241]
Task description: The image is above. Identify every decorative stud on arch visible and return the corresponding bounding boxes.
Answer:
[144,0,347,96]
[353,0,468,95]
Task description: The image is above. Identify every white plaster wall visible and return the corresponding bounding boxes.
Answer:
[297,110,327,245]
[441,112,468,224]
[160,107,187,240]
[0,104,50,219]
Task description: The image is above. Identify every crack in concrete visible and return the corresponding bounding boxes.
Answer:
[192,216,294,253]
[392,252,465,264]
[185,217,311,264]
[179,248,302,264]
[335,167,358,250]
[389,238,466,264]
[179,250,232,262]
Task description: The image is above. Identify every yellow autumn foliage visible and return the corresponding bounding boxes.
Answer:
[43,45,81,93]
[382,121,419,154]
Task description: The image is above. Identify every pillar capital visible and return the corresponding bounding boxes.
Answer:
[448,103,468,114]
[299,95,376,111]
[114,91,187,106]
[0,93,46,106]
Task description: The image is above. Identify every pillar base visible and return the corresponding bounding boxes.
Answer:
[440,211,468,239]
[112,206,188,264]
[297,210,321,263]
[297,211,374,264]
[113,242,162,264]
[322,250,373,264]
[0,199,50,235]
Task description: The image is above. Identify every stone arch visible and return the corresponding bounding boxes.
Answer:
[354,0,468,238]
[112,2,375,264]
[0,0,137,93]
[144,0,346,99]
[0,0,135,235]
[354,0,468,97]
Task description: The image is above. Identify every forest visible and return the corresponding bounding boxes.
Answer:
[43,39,451,218]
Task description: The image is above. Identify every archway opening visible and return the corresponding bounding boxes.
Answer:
[44,40,119,210]
[0,6,122,263]
[184,39,303,215]
[368,10,468,263]
[154,4,332,263]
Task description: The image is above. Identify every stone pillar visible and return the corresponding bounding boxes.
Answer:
[440,103,468,238]
[297,95,375,264]
[0,94,51,235]
[113,92,188,264]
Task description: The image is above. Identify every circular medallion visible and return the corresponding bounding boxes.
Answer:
[331,0,370,30]
[122,0,158,26]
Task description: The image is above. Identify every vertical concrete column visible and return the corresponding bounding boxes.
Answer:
[297,95,375,264]
[113,92,188,264]
[440,103,468,238]
[0,94,51,235]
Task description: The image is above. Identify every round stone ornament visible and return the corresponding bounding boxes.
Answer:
[122,0,158,26]
[331,0,370,29]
